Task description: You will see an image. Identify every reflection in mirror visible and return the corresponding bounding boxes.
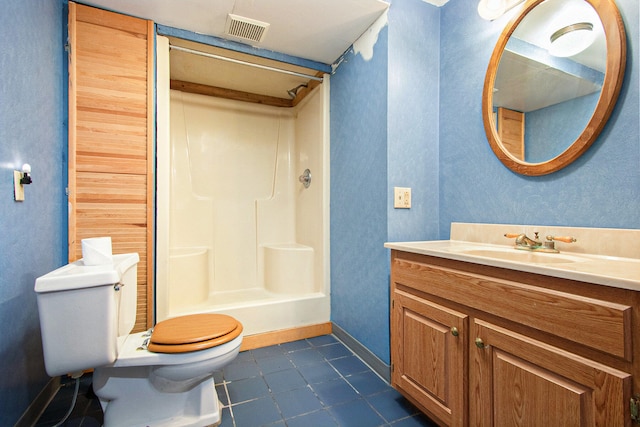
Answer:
[493,0,604,163]
[482,0,626,176]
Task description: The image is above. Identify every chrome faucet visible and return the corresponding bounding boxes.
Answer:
[505,232,576,252]
[543,235,577,252]
[505,232,541,249]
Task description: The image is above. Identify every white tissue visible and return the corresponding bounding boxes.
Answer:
[81,237,113,265]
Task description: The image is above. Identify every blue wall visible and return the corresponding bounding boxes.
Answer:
[388,1,441,242]
[330,0,440,365]
[330,24,390,363]
[439,0,639,234]
[0,0,66,424]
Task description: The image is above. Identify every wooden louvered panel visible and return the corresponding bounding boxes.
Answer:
[76,62,147,93]
[77,26,148,60]
[75,214,148,233]
[77,132,145,155]
[69,2,154,331]
[74,2,148,33]
[77,87,147,112]
[76,112,147,144]
[75,209,147,228]
[76,51,148,77]
[76,134,147,156]
[76,53,148,76]
[75,155,147,175]
[76,173,147,202]
[76,107,148,128]
[76,75,147,111]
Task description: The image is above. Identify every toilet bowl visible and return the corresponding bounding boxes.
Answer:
[35,253,243,427]
[93,326,242,427]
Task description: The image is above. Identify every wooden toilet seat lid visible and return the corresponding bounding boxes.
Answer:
[148,313,242,354]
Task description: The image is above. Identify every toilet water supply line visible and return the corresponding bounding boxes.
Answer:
[52,373,82,427]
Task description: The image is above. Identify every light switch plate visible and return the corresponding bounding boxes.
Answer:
[14,171,24,201]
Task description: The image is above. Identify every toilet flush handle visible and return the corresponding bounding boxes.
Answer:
[137,338,150,351]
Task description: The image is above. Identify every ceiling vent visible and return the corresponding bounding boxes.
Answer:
[225,14,270,43]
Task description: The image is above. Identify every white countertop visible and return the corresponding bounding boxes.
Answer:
[385,240,640,292]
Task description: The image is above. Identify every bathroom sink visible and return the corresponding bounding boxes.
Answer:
[454,248,582,264]
[385,224,640,291]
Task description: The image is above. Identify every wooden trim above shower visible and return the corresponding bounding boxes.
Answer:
[170,71,324,108]
[68,2,154,331]
[171,80,293,108]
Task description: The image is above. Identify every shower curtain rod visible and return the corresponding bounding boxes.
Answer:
[169,45,324,82]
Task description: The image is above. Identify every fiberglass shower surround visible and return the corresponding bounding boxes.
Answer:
[155,63,330,335]
[170,89,316,297]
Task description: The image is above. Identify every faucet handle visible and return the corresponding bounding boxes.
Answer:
[546,235,576,243]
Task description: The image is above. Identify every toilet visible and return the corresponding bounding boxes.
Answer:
[35,253,243,427]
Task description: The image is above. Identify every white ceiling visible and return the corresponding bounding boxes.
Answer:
[81,0,606,110]
[80,0,390,65]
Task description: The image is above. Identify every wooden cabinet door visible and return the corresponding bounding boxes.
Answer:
[471,319,631,427]
[392,287,468,427]
[68,2,154,330]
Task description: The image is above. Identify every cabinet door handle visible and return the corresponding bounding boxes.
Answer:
[475,337,487,349]
[450,327,459,337]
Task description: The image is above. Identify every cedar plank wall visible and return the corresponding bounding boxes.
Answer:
[68,2,154,331]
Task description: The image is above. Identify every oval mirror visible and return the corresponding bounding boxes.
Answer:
[482,0,626,176]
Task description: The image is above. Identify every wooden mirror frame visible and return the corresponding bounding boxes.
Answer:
[482,0,626,176]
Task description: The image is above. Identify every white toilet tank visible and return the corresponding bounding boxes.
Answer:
[35,253,139,377]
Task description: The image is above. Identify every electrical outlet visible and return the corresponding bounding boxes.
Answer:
[394,187,411,209]
[403,188,411,208]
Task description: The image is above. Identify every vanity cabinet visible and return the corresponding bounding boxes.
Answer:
[390,250,638,427]
[391,288,468,426]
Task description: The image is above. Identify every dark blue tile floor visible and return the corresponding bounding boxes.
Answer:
[36,334,437,426]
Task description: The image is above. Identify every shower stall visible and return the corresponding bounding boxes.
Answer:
[155,37,330,336]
